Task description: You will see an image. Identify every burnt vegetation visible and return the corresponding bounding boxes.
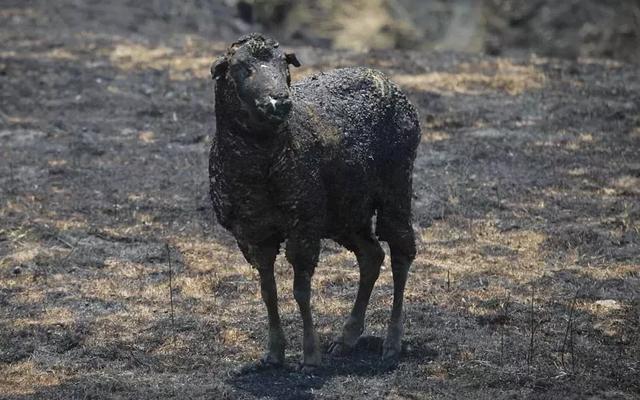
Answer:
[0,1,639,400]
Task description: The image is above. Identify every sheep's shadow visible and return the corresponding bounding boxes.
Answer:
[229,335,438,400]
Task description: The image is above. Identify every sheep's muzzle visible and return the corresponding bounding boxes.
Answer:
[255,93,292,123]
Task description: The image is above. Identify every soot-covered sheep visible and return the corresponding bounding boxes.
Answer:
[209,33,420,371]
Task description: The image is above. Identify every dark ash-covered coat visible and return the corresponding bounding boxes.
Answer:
[210,67,420,253]
[209,33,420,369]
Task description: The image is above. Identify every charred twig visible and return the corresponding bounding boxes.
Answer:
[59,236,80,266]
[527,284,536,370]
[560,290,579,368]
[56,235,74,249]
[9,162,16,194]
[129,350,152,371]
[570,311,576,374]
[167,243,176,344]
[500,291,511,366]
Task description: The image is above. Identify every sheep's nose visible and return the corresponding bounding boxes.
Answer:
[267,94,292,116]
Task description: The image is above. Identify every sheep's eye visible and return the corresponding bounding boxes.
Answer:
[232,63,253,77]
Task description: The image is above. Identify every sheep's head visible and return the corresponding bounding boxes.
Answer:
[212,33,301,127]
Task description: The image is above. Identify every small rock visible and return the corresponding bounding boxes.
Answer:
[594,299,622,311]
[496,220,520,232]
[12,266,22,275]
[48,167,66,175]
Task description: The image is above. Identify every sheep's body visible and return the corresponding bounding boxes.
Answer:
[210,67,420,248]
[210,34,419,370]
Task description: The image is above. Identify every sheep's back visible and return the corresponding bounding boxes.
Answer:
[291,67,419,164]
[286,67,420,236]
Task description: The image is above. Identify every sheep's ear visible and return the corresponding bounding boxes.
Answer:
[285,52,301,68]
[211,57,228,80]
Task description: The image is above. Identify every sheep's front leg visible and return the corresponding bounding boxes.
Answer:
[257,264,286,367]
[238,241,285,370]
[286,237,322,372]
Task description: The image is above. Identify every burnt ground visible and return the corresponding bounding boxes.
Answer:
[1,2,639,400]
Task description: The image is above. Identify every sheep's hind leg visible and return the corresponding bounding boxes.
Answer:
[286,237,322,373]
[377,176,416,367]
[238,241,285,372]
[382,229,415,367]
[329,231,384,356]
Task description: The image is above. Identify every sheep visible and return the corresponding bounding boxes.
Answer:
[209,33,420,372]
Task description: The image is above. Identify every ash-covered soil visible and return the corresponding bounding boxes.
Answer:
[1,2,639,399]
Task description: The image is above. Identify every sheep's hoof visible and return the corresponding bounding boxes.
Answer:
[327,339,353,357]
[297,362,319,375]
[238,355,283,375]
[381,346,401,370]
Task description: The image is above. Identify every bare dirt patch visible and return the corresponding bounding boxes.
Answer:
[1,1,639,399]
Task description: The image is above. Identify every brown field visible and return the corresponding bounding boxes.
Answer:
[1,2,639,399]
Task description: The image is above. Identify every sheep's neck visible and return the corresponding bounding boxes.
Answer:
[213,79,288,184]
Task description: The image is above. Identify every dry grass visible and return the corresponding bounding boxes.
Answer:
[1,1,639,399]
[394,59,545,95]
[108,37,224,81]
